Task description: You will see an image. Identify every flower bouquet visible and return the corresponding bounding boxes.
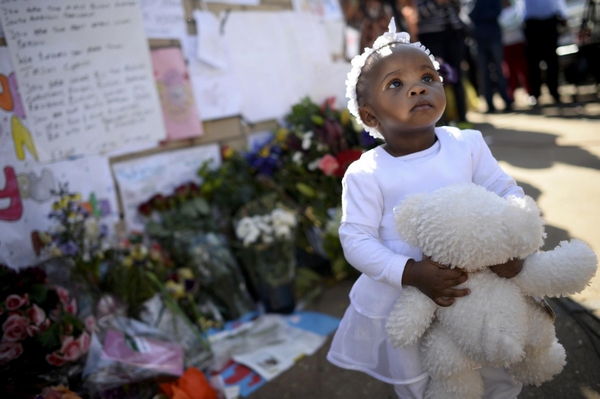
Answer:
[102,236,172,319]
[244,97,379,268]
[0,265,93,397]
[234,193,298,314]
[40,183,112,294]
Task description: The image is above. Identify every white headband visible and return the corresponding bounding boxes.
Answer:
[345,18,441,140]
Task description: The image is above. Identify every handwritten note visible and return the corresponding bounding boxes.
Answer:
[0,0,166,163]
[139,0,187,39]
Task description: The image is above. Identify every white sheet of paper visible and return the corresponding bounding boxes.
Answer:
[205,0,260,5]
[222,11,330,123]
[111,144,221,233]
[194,10,229,70]
[185,34,243,121]
[139,0,187,39]
[0,0,166,163]
[308,60,350,109]
[0,47,119,269]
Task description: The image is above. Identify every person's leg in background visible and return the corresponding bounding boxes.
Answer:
[524,19,544,105]
[540,17,561,103]
[489,39,513,110]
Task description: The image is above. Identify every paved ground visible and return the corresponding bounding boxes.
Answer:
[247,86,600,399]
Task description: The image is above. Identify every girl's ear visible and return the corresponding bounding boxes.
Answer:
[359,106,379,128]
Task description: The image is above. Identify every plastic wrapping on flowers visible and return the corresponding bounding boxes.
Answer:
[233,193,299,313]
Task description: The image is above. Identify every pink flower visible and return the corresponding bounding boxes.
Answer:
[64,298,77,315]
[85,316,97,333]
[77,332,91,354]
[0,342,23,365]
[56,287,70,306]
[46,351,67,367]
[26,324,39,337]
[2,314,28,342]
[5,294,28,311]
[317,154,340,176]
[27,304,46,326]
[60,335,82,361]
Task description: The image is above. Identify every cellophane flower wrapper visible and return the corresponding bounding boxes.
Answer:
[177,231,256,321]
[81,310,185,394]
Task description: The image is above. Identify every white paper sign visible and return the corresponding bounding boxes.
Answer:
[0,0,166,163]
[222,11,330,123]
[0,47,119,269]
[112,144,221,233]
[184,34,243,121]
[139,0,187,39]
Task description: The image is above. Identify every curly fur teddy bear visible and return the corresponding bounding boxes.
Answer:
[385,183,597,399]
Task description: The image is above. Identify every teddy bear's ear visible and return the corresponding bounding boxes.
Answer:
[503,195,546,257]
[393,193,425,246]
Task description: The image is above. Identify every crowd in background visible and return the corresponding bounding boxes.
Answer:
[340,0,596,126]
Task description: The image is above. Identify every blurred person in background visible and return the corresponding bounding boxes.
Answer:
[499,0,531,101]
[522,0,568,106]
[416,0,473,127]
[468,0,514,112]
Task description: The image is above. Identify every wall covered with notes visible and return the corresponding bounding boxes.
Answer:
[0,0,349,268]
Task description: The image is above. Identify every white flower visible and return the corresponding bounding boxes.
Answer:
[236,217,261,247]
[292,152,303,165]
[308,159,319,171]
[84,218,99,240]
[274,225,292,240]
[301,131,313,150]
[271,208,296,228]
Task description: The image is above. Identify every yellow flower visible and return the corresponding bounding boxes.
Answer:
[52,201,61,211]
[222,146,234,160]
[259,146,270,158]
[275,128,289,142]
[122,256,134,267]
[70,193,82,201]
[340,109,350,126]
[165,280,185,299]
[177,268,194,280]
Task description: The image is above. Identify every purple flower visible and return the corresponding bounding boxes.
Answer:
[360,130,377,147]
[60,241,79,256]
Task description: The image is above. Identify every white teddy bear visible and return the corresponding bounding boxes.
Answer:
[385,183,597,399]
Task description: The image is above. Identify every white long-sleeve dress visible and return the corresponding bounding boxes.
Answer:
[326,126,524,385]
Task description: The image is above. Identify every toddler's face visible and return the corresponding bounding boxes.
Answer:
[359,45,446,137]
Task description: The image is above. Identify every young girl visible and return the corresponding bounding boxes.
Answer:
[326,19,525,398]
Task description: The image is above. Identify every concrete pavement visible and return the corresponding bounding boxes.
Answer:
[247,86,600,399]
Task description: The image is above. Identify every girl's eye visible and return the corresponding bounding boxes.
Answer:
[422,75,434,83]
[387,80,402,89]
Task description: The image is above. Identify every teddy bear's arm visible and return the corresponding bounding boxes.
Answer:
[512,239,598,298]
[385,286,437,348]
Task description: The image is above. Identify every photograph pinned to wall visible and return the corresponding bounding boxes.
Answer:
[204,0,260,6]
[111,144,221,233]
[0,0,166,163]
[139,0,187,39]
[0,47,119,269]
[150,47,204,141]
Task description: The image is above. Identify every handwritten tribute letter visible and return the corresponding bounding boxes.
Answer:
[0,0,166,163]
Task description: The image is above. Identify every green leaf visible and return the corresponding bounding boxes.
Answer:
[296,182,316,198]
[35,322,61,350]
[28,284,47,304]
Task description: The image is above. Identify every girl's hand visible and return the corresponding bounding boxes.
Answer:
[489,258,524,278]
[402,256,470,307]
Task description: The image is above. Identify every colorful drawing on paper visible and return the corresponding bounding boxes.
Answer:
[151,47,203,141]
